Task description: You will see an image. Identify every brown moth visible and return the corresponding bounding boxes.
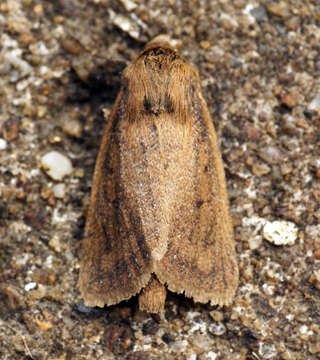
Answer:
[78,36,238,313]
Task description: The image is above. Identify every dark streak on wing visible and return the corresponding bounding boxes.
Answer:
[115,260,126,286]
[128,212,150,261]
[111,107,123,133]
[107,270,115,289]
[164,94,174,113]
[187,226,195,244]
[143,96,152,112]
[102,222,112,254]
[130,252,143,274]
[221,260,227,290]
[137,234,150,261]
[112,198,120,208]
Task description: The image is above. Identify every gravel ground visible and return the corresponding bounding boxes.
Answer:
[0,1,320,359]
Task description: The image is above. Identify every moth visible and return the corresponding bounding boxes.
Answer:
[78,36,238,313]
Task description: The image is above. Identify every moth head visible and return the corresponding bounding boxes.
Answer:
[145,34,182,50]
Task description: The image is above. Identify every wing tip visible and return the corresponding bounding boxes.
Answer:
[78,270,153,308]
[157,271,239,308]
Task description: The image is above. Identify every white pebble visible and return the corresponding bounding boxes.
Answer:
[41,151,73,181]
[248,236,263,250]
[62,117,82,138]
[120,0,137,11]
[208,322,226,336]
[108,10,139,39]
[53,183,66,198]
[0,138,7,150]
[187,355,197,360]
[263,220,298,245]
[49,235,63,253]
[309,90,320,111]
[25,282,37,291]
[206,352,218,360]
[4,50,33,75]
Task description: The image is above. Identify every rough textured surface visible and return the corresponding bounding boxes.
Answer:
[0,1,319,359]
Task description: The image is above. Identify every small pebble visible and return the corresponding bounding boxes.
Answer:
[34,313,53,331]
[280,90,300,108]
[187,354,197,360]
[250,6,268,22]
[62,117,83,138]
[248,236,263,250]
[74,168,85,178]
[263,220,298,245]
[309,270,320,291]
[267,1,291,19]
[61,38,83,55]
[41,186,53,200]
[286,16,300,31]
[109,10,139,39]
[208,322,226,336]
[309,90,320,112]
[252,162,271,176]
[259,342,277,359]
[200,40,211,50]
[49,235,63,253]
[120,0,137,11]
[28,284,47,301]
[53,183,66,198]
[309,342,320,354]
[205,352,218,360]
[37,105,47,118]
[220,13,238,30]
[4,50,33,75]
[2,118,20,141]
[280,163,292,176]
[209,310,223,322]
[1,284,26,310]
[25,282,37,292]
[0,138,7,150]
[41,151,73,181]
[259,146,283,165]
[314,249,320,260]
